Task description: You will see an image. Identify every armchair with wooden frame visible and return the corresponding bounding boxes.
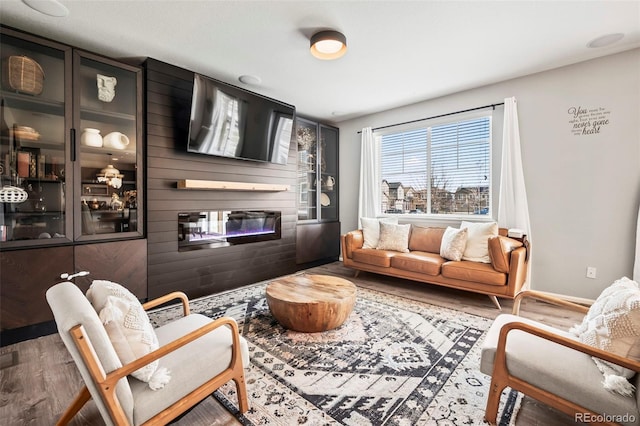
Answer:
[46,281,250,426]
[480,290,640,426]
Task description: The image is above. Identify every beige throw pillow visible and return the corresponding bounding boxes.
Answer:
[439,227,468,261]
[570,277,640,396]
[86,280,171,390]
[376,222,411,253]
[460,221,498,263]
[360,217,398,249]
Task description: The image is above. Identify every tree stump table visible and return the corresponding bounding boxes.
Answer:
[265,274,357,332]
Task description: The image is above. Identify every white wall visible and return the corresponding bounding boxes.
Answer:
[337,48,640,299]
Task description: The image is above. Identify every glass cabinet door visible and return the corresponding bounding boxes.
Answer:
[319,124,338,222]
[0,29,72,248]
[296,118,317,221]
[73,51,142,241]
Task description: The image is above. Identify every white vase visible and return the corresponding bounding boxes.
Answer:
[103,132,130,150]
[81,128,103,147]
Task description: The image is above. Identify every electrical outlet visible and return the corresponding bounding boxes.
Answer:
[586,267,597,279]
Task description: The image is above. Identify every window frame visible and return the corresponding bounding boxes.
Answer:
[375,111,494,222]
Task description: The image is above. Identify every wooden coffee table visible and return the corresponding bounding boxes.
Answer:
[266,274,357,332]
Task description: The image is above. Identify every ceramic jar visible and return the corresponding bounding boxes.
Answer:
[81,128,103,147]
[103,132,130,150]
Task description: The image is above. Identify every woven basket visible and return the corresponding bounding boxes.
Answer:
[6,56,45,95]
[0,186,28,203]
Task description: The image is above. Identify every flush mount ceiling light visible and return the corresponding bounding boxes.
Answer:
[238,74,262,85]
[587,33,624,48]
[310,30,347,60]
[22,0,69,17]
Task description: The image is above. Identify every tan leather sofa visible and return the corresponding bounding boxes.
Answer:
[341,226,529,309]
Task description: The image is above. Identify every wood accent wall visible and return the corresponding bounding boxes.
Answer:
[144,59,298,300]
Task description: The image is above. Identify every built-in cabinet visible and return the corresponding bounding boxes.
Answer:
[0,26,145,343]
[0,27,143,247]
[295,117,340,264]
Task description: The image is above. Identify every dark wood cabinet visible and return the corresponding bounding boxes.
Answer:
[0,239,147,344]
[295,117,340,264]
[0,26,146,344]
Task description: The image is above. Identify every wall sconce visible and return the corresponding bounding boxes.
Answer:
[96,164,124,189]
[310,30,347,60]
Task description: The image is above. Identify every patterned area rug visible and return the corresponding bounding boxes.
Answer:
[149,276,521,425]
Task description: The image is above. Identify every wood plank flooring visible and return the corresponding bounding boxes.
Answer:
[0,262,585,425]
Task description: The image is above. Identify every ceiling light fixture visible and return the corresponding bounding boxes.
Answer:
[310,30,347,60]
[238,75,262,85]
[22,0,69,17]
[587,33,624,48]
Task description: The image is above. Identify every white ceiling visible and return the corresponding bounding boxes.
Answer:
[1,1,639,123]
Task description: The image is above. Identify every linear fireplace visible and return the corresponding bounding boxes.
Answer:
[178,210,281,251]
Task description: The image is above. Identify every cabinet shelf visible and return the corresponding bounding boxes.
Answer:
[80,107,136,123]
[1,91,65,115]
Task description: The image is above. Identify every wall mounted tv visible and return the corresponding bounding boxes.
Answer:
[186,73,295,165]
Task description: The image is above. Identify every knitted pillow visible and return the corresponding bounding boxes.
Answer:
[570,277,640,396]
[376,222,411,253]
[86,280,171,390]
[439,227,468,261]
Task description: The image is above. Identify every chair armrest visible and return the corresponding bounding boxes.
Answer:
[496,320,640,373]
[142,291,190,316]
[71,316,243,388]
[512,290,590,316]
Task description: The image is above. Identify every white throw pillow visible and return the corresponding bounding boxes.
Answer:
[376,222,411,253]
[360,217,398,249]
[460,221,498,263]
[440,227,468,261]
[86,280,171,390]
[569,277,640,396]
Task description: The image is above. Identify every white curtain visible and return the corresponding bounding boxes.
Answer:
[498,97,532,283]
[634,203,640,281]
[358,127,380,223]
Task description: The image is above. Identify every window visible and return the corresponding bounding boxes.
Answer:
[380,116,491,216]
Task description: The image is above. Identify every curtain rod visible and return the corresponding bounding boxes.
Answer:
[357,102,505,134]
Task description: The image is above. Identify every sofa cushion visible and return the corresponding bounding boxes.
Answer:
[361,217,398,249]
[390,251,445,276]
[409,226,445,253]
[460,221,498,263]
[376,222,411,252]
[488,236,524,273]
[442,261,506,286]
[570,277,640,396]
[481,314,639,424]
[440,226,468,261]
[352,248,396,267]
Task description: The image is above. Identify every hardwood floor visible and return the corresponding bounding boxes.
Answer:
[0,262,584,425]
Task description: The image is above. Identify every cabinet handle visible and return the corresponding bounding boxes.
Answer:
[70,128,76,161]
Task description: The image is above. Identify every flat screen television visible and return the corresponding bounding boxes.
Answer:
[186,73,295,165]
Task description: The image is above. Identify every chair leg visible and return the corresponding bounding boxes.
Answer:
[354,270,360,278]
[56,386,91,426]
[488,295,501,310]
[233,374,250,414]
[484,378,505,425]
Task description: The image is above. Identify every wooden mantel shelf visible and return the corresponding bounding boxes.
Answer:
[177,179,290,192]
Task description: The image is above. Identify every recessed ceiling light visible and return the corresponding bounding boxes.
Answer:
[22,0,69,17]
[587,33,624,48]
[238,75,262,85]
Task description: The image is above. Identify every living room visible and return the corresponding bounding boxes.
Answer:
[1,1,640,425]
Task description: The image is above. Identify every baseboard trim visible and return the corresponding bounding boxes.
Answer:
[530,290,594,306]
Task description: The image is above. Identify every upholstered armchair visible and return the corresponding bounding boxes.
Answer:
[46,281,249,426]
[480,288,640,426]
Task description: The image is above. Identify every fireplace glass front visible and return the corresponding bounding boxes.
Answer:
[178,210,281,251]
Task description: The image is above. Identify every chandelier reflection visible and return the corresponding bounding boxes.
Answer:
[96,164,124,189]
